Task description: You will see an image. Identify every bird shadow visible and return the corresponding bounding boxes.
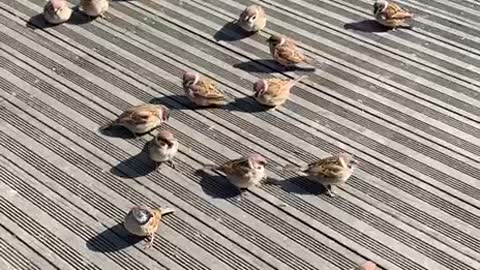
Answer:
[233,59,316,74]
[86,223,144,252]
[213,21,256,41]
[150,95,192,110]
[98,125,137,139]
[195,169,242,199]
[150,95,230,111]
[110,142,157,178]
[26,10,93,30]
[224,96,273,113]
[67,8,96,25]
[265,175,328,196]
[343,20,390,33]
[98,124,156,139]
[26,14,56,30]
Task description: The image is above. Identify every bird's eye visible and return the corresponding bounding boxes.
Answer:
[251,15,257,20]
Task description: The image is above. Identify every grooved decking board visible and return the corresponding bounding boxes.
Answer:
[0,0,479,269]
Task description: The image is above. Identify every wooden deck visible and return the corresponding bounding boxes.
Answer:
[1,0,480,269]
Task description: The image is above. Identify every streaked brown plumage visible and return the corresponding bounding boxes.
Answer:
[284,153,359,197]
[124,205,175,249]
[43,0,72,24]
[237,5,267,32]
[267,35,312,67]
[79,0,109,18]
[253,75,306,109]
[148,130,178,170]
[204,154,268,195]
[182,71,226,107]
[373,0,413,29]
[100,104,169,136]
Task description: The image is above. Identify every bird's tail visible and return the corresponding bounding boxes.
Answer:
[282,164,302,172]
[398,23,413,29]
[99,121,115,131]
[289,75,307,88]
[159,208,175,216]
[203,164,220,171]
[303,57,319,65]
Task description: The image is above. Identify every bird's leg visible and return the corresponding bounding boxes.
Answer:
[167,160,177,169]
[325,185,335,197]
[237,188,247,201]
[128,129,138,138]
[144,234,155,250]
[155,162,162,171]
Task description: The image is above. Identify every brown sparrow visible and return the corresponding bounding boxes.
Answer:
[204,154,268,195]
[79,0,109,18]
[253,75,306,109]
[43,0,72,24]
[123,205,175,249]
[352,261,377,270]
[267,35,313,68]
[237,5,267,32]
[373,0,413,29]
[182,71,227,107]
[284,153,359,197]
[100,104,169,136]
[148,130,178,170]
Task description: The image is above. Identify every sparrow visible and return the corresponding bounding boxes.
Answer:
[100,104,169,137]
[373,0,414,29]
[204,154,268,195]
[253,75,306,109]
[237,5,267,33]
[352,261,377,270]
[284,153,359,197]
[267,35,313,68]
[148,130,178,170]
[79,0,109,18]
[43,0,72,25]
[123,205,175,249]
[182,71,227,107]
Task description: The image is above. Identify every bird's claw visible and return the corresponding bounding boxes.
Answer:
[168,160,177,169]
[143,235,154,249]
[325,185,335,197]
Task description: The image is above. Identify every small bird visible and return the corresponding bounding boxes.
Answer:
[100,104,169,137]
[352,261,377,270]
[253,75,306,109]
[79,0,109,18]
[148,130,178,170]
[204,154,268,196]
[267,35,313,68]
[284,153,359,197]
[182,71,227,107]
[43,0,72,25]
[124,205,175,249]
[373,0,413,29]
[237,5,267,33]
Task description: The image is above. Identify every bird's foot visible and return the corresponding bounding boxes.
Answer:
[167,160,177,169]
[237,188,247,201]
[143,234,155,250]
[325,185,335,197]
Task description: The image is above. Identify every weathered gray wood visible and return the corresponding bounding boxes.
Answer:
[0,0,479,269]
